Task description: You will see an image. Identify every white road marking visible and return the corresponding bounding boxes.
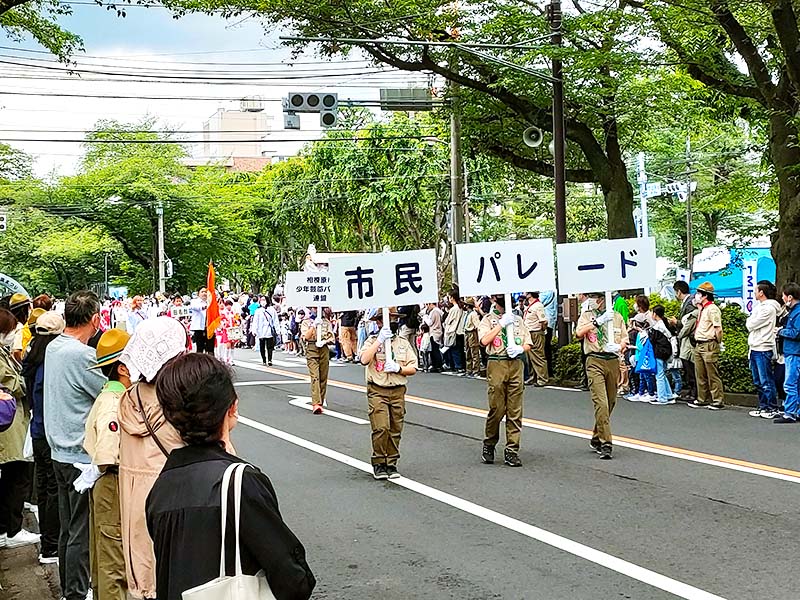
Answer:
[287,395,368,425]
[234,380,309,386]
[233,359,800,485]
[239,415,727,600]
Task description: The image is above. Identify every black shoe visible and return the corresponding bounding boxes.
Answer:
[386,465,400,479]
[504,449,522,467]
[707,402,724,411]
[481,444,495,464]
[773,414,798,423]
[589,439,602,453]
[599,445,613,460]
[373,464,389,480]
[688,400,710,409]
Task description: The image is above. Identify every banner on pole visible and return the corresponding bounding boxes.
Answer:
[284,271,332,307]
[455,239,556,297]
[742,260,758,314]
[328,249,439,310]
[556,237,657,295]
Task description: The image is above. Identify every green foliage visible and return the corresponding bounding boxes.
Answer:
[554,342,584,384]
[0,0,82,62]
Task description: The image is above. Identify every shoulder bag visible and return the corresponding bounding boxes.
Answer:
[182,462,276,600]
[136,385,170,458]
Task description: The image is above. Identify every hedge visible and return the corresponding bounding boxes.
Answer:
[552,296,756,394]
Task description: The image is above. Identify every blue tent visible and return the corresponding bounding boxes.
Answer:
[689,248,775,298]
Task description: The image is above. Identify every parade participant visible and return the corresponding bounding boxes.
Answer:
[127,296,147,334]
[463,298,481,378]
[478,295,532,467]
[575,292,627,459]
[689,282,724,410]
[189,287,214,354]
[359,308,418,480]
[216,299,239,366]
[118,317,187,600]
[523,291,549,386]
[301,307,335,414]
[81,329,132,600]
[251,298,278,366]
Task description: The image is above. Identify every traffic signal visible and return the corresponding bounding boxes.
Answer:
[287,92,338,113]
[320,109,338,128]
[0,213,6,232]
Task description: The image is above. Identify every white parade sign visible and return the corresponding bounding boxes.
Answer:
[283,271,332,307]
[328,249,439,310]
[556,237,657,295]
[455,239,556,296]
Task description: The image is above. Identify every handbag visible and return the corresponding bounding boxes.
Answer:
[0,393,16,433]
[182,462,276,600]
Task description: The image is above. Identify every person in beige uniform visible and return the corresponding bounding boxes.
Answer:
[523,291,549,386]
[478,295,532,467]
[689,281,725,410]
[83,329,132,600]
[301,307,335,414]
[359,308,418,480]
[463,298,482,378]
[576,292,627,459]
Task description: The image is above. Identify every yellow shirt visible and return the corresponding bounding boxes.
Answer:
[84,381,126,468]
[478,313,533,359]
[364,335,418,387]
[695,302,722,341]
[300,317,335,345]
[523,301,547,332]
[577,310,625,355]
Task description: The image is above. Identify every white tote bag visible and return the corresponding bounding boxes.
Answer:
[182,462,277,600]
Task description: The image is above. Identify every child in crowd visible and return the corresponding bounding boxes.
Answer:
[419,323,432,372]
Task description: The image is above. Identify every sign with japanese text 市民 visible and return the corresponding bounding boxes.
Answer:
[556,237,657,295]
[328,249,439,310]
[455,239,556,297]
[284,271,332,307]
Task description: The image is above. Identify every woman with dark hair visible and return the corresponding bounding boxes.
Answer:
[0,307,38,549]
[442,288,466,373]
[146,353,315,600]
[20,312,65,562]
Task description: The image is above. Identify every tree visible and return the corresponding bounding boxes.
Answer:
[0,143,32,181]
[1,0,82,61]
[642,0,800,284]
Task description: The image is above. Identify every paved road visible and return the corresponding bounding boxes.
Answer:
[229,348,800,600]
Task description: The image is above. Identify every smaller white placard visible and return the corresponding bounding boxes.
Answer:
[284,271,332,307]
[328,249,439,310]
[455,239,556,297]
[557,237,657,295]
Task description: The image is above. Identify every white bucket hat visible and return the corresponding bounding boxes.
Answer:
[121,316,188,382]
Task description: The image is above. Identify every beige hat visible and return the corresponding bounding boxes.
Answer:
[35,312,65,336]
[697,281,715,294]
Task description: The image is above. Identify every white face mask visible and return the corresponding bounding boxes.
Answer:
[586,299,599,311]
[1,331,15,348]
[694,293,704,305]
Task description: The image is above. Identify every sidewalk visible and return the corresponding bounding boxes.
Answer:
[0,511,60,600]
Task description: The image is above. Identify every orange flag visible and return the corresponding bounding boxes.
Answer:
[206,261,221,339]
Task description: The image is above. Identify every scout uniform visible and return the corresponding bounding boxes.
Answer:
[301,314,335,412]
[478,310,532,466]
[363,327,418,478]
[85,329,131,600]
[691,282,724,409]
[463,299,481,377]
[576,305,625,458]
[523,297,549,386]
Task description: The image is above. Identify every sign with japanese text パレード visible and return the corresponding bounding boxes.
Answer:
[455,239,556,296]
[556,237,657,295]
[327,249,439,310]
[284,271,332,307]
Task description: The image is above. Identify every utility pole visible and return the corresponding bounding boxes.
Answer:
[685,135,694,276]
[637,152,649,238]
[104,253,109,299]
[450,60,465,285]
[156,201,166,294]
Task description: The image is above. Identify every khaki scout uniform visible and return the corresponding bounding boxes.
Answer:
[523,301,549,385]
[301,317,335,408]
[464,309,482,376]
[84,380,128,600]
[478,313,533,454]
[364,334,418,467]
[693,301,724,405]
[576,310,625,448]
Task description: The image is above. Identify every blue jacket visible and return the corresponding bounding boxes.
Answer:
[23,362,46,440]
[779,303,800,356]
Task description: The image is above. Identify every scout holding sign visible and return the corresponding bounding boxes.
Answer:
[329,247,436,479]
[359,307,418,480]
[456,239,557,468]
[558,237,656,459]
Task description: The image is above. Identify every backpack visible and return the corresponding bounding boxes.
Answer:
[648,328,673,361]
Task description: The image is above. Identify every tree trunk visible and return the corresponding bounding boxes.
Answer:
[770,111,800,286]
[601,164,636,240]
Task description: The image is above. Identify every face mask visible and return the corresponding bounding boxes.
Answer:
[586,299,599,311]
[260,301,266,307]
[0,331,15,348]
[695,293,704,305]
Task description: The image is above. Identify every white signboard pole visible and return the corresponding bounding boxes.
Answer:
[381,247,394,363]
[316,304,323,344]
[606,291,614,346]
[504,293,514,345]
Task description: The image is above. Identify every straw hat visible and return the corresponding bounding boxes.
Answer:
[9,293,31,311]
[35,312,65,336]
[369,307,403,322]
[90,329,131,369]
[697,281,715,294]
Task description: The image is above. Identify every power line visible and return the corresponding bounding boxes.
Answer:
[0,135,440,144]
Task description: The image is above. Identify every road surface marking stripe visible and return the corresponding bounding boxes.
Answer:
[238,415,726,600]
[288,396,369,425]
[234,360,800,484]
[234,380,309,386]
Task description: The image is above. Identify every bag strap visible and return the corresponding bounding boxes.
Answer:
[218,462,240,578]
[135,385,170,459]
[233,462,248,575]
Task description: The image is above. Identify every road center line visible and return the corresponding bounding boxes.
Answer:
[238,414,726,600]
[234,360,800,485]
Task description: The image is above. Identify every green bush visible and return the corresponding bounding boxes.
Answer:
[554,342,584,383]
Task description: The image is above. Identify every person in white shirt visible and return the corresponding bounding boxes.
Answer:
[746,281,782,418]
[127,296,147,333]
[189,288,214,354]
[251,299,278,366]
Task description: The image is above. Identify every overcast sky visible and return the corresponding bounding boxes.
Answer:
[0,4,432,176]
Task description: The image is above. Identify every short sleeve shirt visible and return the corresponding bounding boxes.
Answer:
[364,335,418,387]
[300,318,335,345]
[695,302,722,341]
[577,310,625,355]
[478,313,533,358]
[84,380,126,468]
[523,302,547,332]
